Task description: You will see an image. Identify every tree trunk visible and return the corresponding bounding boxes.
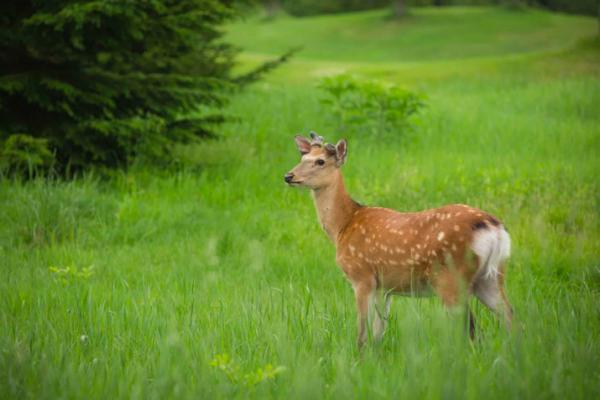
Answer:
[264,0,279,20]
[392,0,406,18]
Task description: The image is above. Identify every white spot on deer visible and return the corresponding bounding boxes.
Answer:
[437,232,445,241]
[358,252,364,259]
[451,243,457,251]
[349,245,356,254]
[403,239,408,244]
[454,225,460,231]
[468,209,475,214]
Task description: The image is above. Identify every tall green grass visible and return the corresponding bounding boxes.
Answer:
[1,6,599,400]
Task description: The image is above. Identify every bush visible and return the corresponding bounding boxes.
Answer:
[318,74,425,138]
[0,134,54,177]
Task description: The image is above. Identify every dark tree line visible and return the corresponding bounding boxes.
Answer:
[262,0,598,17]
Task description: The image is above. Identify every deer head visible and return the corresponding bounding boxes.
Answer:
[284,132,347,190]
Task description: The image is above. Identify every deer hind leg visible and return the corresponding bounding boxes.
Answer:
[433,269,475,339]
[472,263,513,330]
[353,278,376,349]
[433,269,465,307]
[466,306,476,340]
[371,290,392,341]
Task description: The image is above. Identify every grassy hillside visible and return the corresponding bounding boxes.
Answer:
[229,7,598,84]
[227,7,596,62]
[1,6,599,400]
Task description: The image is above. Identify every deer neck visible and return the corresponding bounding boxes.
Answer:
[311,170,360,245]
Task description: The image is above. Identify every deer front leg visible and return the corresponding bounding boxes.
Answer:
[372,290,392,341]
[353,279,376,349]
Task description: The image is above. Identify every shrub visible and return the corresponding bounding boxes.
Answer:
[0,134,54,177]
[318,74,425,138]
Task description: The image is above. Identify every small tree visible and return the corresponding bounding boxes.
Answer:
[0,0,281,174]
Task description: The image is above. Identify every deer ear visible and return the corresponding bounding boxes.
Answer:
[335,139,347,166]
[294,135,311,155]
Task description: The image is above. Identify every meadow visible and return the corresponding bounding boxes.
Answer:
[1,6,599,399]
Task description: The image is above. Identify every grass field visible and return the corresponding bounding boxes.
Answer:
[2,6,599,400]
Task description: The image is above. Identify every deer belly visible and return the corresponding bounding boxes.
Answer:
[377,267,434,297]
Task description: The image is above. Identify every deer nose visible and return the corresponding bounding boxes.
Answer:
[284,173,294,183]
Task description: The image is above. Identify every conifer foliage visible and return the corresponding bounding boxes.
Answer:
[0,0,243,172]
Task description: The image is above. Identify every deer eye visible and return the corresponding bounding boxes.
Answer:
[315,159,325,166]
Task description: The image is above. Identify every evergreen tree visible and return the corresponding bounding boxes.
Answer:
[0,0,261,172]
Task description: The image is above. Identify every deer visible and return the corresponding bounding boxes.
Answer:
[284,132,513,349]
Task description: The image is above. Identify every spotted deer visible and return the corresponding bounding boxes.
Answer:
[285,132,513,348]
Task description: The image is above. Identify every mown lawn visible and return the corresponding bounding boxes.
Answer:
[1,6,599,400]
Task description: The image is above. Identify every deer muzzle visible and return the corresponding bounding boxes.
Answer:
[284,173,295,184]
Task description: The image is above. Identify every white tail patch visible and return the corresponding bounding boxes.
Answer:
[471,226,511,280]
